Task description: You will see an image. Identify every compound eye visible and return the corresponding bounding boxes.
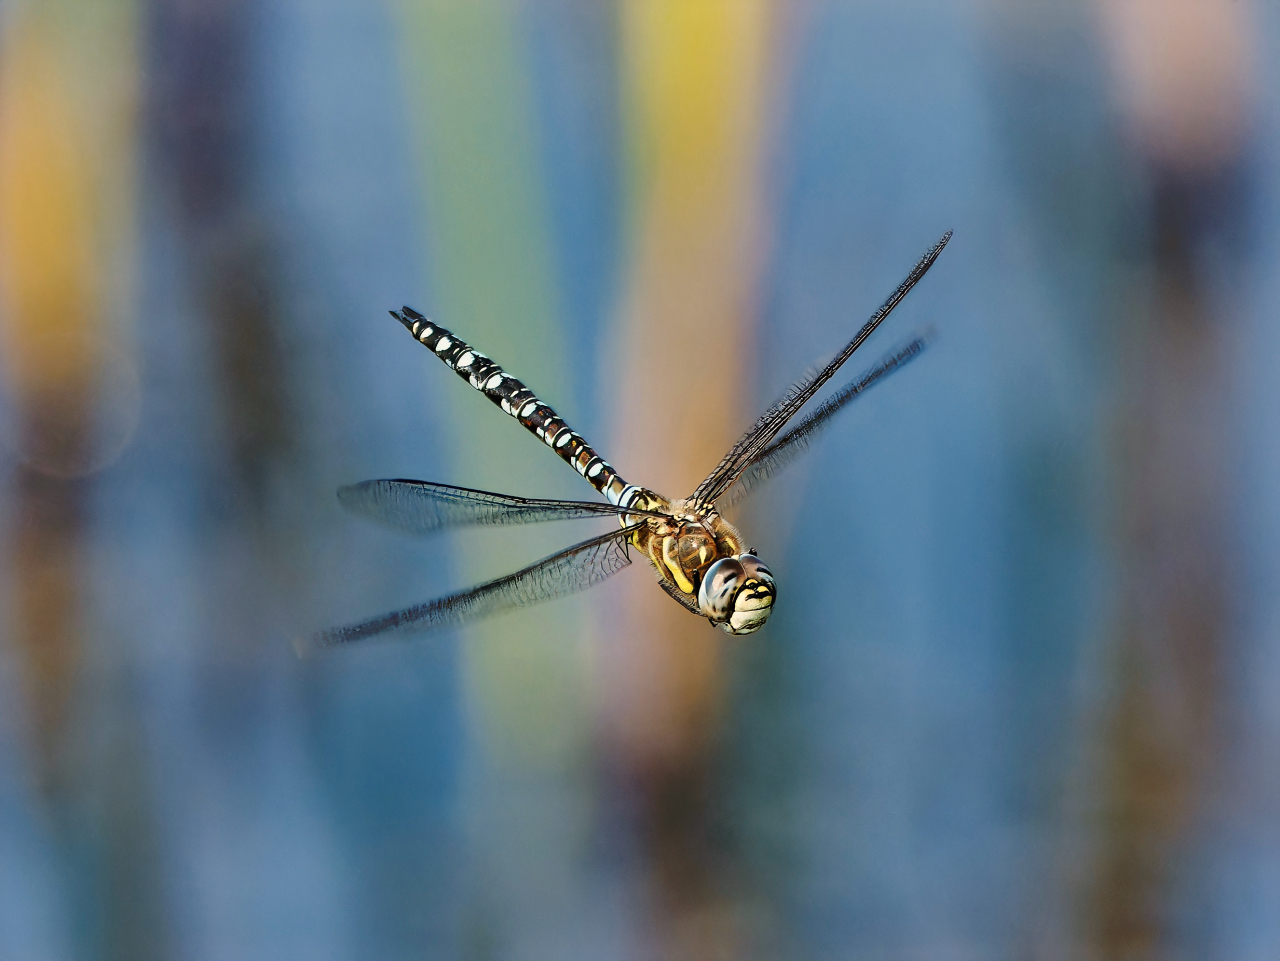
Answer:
[725,553,776,635]
[697,556,746,622]
[738,554,772,583]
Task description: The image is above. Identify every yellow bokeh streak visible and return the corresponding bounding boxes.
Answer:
[0,4,138,789]
[0,23,98,395]
[626,0,768,215]
[0,2,138,434]
[605,0,773,762]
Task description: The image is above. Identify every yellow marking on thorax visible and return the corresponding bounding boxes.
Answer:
[661,535,696,594]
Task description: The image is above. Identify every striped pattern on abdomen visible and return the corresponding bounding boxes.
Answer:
[394,307,644,508]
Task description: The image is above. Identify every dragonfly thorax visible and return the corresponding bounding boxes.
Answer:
[635,499,776,635]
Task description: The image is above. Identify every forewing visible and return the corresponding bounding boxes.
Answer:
[719,336,929,507]
[339,479,668,536]
[299,523,644,653]
[691,231,950,504]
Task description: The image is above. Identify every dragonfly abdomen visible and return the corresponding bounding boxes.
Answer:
[394,307,644,509]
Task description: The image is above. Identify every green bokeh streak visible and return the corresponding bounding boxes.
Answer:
[396,0,588,767]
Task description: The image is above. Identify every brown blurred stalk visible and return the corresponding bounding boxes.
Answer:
[0,13,109,793]
[1083,1,1255,956]
[151,0,295,524]
[603,3,781,956]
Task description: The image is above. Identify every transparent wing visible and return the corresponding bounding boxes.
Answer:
[691,231,950,505]
[339,479,670,537]
[299,522,644,653]
[719,335,929,507]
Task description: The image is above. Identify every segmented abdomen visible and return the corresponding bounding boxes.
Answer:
[394,307,644,508]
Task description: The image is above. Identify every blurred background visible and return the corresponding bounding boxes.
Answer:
[1,0,1278,958]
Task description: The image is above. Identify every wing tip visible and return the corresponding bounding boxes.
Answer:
[292,632,322,659]
[295,623,352,657]
[920,231,953,272]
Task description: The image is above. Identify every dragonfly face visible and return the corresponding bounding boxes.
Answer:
[304,232,949,653]
[698,552,776,634]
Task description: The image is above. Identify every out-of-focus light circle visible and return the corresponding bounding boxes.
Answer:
[0,329,141,479]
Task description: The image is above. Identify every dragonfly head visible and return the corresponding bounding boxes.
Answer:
[697,553,776,634]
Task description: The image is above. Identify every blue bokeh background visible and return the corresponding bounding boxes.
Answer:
[1,1,1278,959]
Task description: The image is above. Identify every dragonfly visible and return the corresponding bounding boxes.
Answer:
[303,232,950,653]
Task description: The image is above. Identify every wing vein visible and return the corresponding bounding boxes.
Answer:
[690,231,950,504]
[300,522,644,653]
[719,335,929,506]
[339,479,670,537]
